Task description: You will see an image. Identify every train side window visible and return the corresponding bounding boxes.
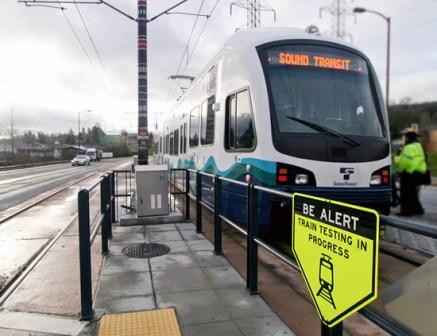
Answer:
[170,132,174,155]
[201,96,215,145]
[180,126,183,154]
[190,106,200,147]
[225,89,255,150]
[183,123,187,153]
[166,134,169,154]
[174,129,179,156]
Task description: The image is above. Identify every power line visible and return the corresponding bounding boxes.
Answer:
[166,0,207,100]
[184,0,221,73]
[73,1,111,83]
[58,2,95,68]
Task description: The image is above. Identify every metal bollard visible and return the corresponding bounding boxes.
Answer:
[100,175,109,255]
[214,176,222,255]
[185,170,190,220]
[105,174,112,239]
[246,184,258,295]
[196,171,202,233]
[321,322,343,336]
[110,171,116,225]
[78,189,94,320]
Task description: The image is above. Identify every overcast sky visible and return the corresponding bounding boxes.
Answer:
[0,0,436,136]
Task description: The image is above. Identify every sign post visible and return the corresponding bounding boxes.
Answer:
[292,193,379,328]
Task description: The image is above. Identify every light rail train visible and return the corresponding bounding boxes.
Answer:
[155,28,391,234]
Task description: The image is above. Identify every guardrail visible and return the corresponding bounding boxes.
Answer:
[77,172,115,320]
[171,168,434,336]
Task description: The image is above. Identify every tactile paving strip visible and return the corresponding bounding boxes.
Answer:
[98,308,181,336]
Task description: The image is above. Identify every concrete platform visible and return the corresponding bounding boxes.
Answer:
[93,222,295,336]
[119,211,185,226]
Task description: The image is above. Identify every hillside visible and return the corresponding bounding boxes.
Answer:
[389,102,437,137]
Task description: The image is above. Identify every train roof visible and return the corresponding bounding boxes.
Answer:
[221,27,359,53]
[168,27,362,114]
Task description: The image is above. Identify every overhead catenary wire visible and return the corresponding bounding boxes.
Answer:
[73,1,112,82]
[167,0,224,103]
[183,0,221,73]
[58,1,95,68]
[166,0,207,100]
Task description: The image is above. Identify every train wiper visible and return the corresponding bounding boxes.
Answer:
[285,116,360,147]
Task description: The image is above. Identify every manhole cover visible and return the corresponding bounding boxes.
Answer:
[122,243,170,258]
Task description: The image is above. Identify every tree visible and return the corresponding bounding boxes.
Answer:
[23,131,36,144]
[65,129,76,145]
[37,132,48,143]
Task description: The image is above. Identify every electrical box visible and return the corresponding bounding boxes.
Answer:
[136,165,169,217]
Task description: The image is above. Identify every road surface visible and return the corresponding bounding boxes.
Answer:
[0,158,130,213]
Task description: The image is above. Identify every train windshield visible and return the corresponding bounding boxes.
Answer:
[263,45,384,138]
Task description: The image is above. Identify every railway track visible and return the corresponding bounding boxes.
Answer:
[0,160,130,303]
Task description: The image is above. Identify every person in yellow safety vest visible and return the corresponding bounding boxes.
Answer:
[394,130,427,216]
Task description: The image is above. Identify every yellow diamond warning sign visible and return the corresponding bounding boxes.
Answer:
[292,193,379,327]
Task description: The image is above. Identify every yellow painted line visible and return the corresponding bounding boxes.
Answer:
[98,308,181,336]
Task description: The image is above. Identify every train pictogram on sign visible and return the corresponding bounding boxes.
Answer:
[292,193,379,327]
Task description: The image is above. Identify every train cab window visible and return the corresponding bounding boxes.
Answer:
[225,89,255,150]
[190,106,200,147]
[201,96,215,145]
[174,129,179,156]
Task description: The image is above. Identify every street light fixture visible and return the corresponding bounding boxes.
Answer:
[353,7,391,112]
[78,109,92,152]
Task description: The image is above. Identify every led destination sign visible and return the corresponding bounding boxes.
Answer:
[267,49,367,73]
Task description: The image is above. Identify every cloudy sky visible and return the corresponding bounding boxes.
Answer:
[0,0,436,136]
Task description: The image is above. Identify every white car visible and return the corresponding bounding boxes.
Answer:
[71,155,91,166]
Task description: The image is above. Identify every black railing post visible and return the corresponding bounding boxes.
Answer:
[246,184,258,295]
[196,171,202,233]
[214,176,222,255]
[105,174,112,239]
[110,171,116,225]
[100,175,109,255]
[321,322,343,336]
[78,189,93,321]
[185,170,190,220]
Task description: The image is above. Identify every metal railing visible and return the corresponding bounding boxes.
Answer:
[172,168,436,336]
[77,172,115,320]
[113,169,133,221]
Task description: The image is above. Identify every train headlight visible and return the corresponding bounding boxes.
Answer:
[370,174,382,185]
[370,166,390,186]
[295,174,309,185]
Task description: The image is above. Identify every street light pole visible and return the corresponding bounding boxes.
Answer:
[353,7,391,112]
[78,109,91,153]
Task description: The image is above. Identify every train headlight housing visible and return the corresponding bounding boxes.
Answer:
[276,163,316,186]
[370,174,382,186]
[370,166,391,186]
[295,174,309,185]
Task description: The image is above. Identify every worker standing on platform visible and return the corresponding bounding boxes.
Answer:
[394,130,428,216]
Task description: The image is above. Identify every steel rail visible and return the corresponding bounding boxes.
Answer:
[381,215,437,239]
[90,214,104,245]
[253,238,300,271]
[218,214,248,235]
[219,176,249,187]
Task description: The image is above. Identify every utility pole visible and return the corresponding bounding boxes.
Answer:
[137,0,148,164]
[230,0,276,29]
[320,0,353,40]
[19,0,200,165]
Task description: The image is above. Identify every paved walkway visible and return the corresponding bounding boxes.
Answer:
[91,222,295,336]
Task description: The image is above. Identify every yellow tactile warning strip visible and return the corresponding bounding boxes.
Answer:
[98,308,181,336]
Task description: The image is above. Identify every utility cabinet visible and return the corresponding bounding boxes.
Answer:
[136,165,169,217]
